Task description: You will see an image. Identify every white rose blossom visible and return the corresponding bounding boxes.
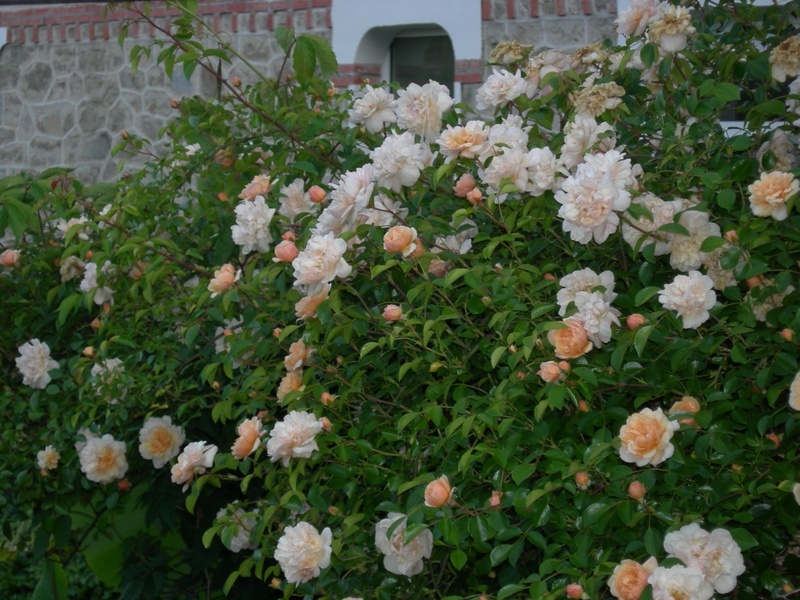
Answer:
[395,80,453,143]
[559,115,617,172]
[349,84,396,133]
[669,210,722,272]
[663,523,746,594]
[789,371,800,411]
[91,358,125,404]
[231,195,276,254]
[659,271,717,329]
[274,521,332,583]
[622,193,683,256]
[37,445,60,471]
[16,339,59,389]
[374,513,433,577]
[292,232,352,295]
[315,166,375,236]
[436,120,492,163]
[78,434,128,484]
[139,416,186,468]
[216,506,257,553]
[266,410,323,467]
[557,267,617,316]
[476,69,527,110]
[278,178,317,221]
[370,132,432,192]
[573,290,621,347]
[79,261,115,305]
[649,565,714,600]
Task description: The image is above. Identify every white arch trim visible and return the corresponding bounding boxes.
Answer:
[331,0,482,64]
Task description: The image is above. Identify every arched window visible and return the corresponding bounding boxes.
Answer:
[390,27,454,92]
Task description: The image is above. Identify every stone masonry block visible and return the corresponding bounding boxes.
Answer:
[19,61,54,102]
[543,17,586,49]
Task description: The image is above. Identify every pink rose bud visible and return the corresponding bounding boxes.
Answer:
[274,240,299,263]
[0,248,20,267]
[724,230,738,243]
[537,361,562,383]
[780,328,794,341]
[544,273,557,281]
[273,327,282,338]
[767,432,780,448]
[117,479,131,492]
[424,475,454,508]
[85,250,94,261]
[575,471,590,490]
[558,361,571,372]
[382,304,404,322]
[466,188,483,204]
[319,417,332,432]
[489,490,502,509]
[566,583,584,599]
[82,346,95,358]
[745,275,765,289]
[308,185,327,203]
[320,392,336,406]
[628,480,646,500]
[170,99,180,109]
[577,399,589,412]
[256,410,268,419]
[453,173,476,197]
[231,76,241,87]
[626,314,646,329]
[281,231,296,241]
[383,225,417,255]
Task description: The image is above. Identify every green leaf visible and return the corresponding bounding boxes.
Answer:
[303,34,338,76]
[292,36,316,84]
[634,324,655,357]
[275,26,294,54]
[450,549,467,570]
[699,236,726,253]
[511,463,536,485]
[490,543,512,567]
[730,527,758,551]
[31,559,68,600]
[490,346,506,369]
[713,82,740,102]
[635,286,661,307]
[644,528,661,556]
[497,584,526,599]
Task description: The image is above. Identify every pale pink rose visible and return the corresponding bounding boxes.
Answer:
[383,225,418,256]
[669,396,700,426]
[382,304,404,322]
[231,416,265,460]
[453,173,477,198]
[566,583,584,599]
[616,0,660,37]
[207,263,240,297]
[537,361,563,383]
[395,80,453,143]
[436,121,491,163]
[428,258,452,278]
[348,84,396,133]
[466,189,483,204]
[266,410,323,466]
[648,4,696,55]
[0,248,20,267]
[274,522,332,583]
[273,240,299,263]
[619,408,678,467]
[424,475,454,508]
[748,171,799,221]
[547,317,593,360]
[769,35,800,82]
[170,441,218,491]
[658,271,716,329]
[628,481,646,500]
[489,490,503,508]
[292,232,351,295]
[284,340,315,372]
[375,513,433,576]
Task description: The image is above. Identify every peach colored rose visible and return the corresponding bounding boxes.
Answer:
[428,258,452,278]
[628,481,646,500]
[319,417,332,432]
[547,317,593,359]
[626,314,646,329]
[277,370,304,403]
[453,173,476,197]
[608,559,655,600]
[383,226,418,256]
[724,230,738,243]
[282,231,296,241]
[320,392,335,406]
[295,284,330,320]
[466,189,483,204]
[669,396,700,426]
[748,171,799,221]
[231,416,264,460]
[284,340,315,371]
[382,304,404,322]
[618,407,678,466]
[575,471,590,490]
[208,264,239,297]
[274,240,299,263]
[0,248,20,267]
[780,328,794,341]
[424,475,454,508]
[308,185,327,203]
[239,175,273,200]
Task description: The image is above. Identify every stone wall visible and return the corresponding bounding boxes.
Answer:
[0,1,616,182]
[0,1,332,182]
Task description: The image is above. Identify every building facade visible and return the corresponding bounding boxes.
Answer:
[0,1,617,182]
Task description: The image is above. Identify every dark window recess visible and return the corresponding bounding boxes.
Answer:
[390,35,455,92]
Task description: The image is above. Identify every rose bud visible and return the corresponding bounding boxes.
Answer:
[724,230,738,244]
[780,328,794,341]
[273,240,299,263]
[626,314,646,329]
[566,583,584,599]
[0,248,20,268]
[489,490,502,509]
[319,417,332,432]
[320,392,335,406]
[466,188,483,204]
[424,475,455,508]
[382,304,404,322]
[453,173,476,197]
[383,225,418,256]
[574,471,590,490]
[537,361,562,383]
[281,231,296,241]
[308,185,327,203]
[628,480,646,500]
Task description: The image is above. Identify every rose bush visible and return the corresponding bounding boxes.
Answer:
[2,0,800,598]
